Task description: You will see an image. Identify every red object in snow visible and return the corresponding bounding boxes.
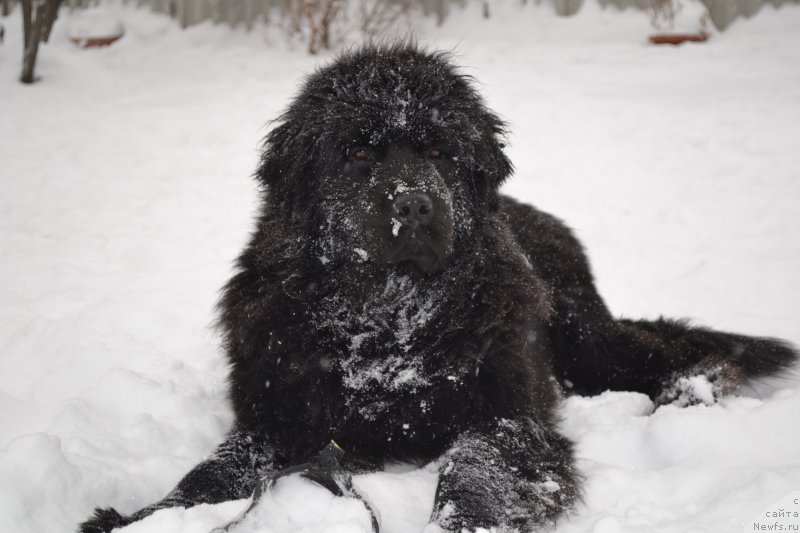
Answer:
[649,33,709,45]
[70,34,123,48]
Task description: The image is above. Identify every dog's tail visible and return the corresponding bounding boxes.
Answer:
[550,314,798,406]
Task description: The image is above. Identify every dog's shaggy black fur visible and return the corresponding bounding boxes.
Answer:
[79,44,797,533]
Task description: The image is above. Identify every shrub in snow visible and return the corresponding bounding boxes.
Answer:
[67,8,124,42]
[648,0,711,34]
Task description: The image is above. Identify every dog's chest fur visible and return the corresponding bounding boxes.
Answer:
[301,270,481,459]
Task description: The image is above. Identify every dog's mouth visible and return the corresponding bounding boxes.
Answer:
[386,234,447,275]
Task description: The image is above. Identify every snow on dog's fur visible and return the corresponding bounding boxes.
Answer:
[80,44,798,533]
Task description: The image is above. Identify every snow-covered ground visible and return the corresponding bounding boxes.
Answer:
[1,2,799,533]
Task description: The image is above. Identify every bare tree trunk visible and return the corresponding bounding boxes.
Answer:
[320,1,332,50]
[288,0,302,35]
[359,0,416,37]
[21,0,45,84]
[293,0,415,55]
[319,0,341,51]
[22,0,33,47]
[300,0,320,54]
[41,0,63,42]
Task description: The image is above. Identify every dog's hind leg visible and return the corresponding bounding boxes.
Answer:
[501,195,798,404]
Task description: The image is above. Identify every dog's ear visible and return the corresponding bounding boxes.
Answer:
[255,118,319,218]
[256,121,294,190]
[472,110,513,209]
[483,115,514,189]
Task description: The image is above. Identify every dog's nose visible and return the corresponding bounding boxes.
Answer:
[393,193,434,228]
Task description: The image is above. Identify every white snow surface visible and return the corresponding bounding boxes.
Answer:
[2,2,800,533]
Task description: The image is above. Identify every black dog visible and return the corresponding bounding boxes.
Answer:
[80,44,797,532]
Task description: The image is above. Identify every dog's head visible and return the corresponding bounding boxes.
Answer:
[258,44,512,276]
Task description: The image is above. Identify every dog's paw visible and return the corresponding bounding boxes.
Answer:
[78,507,131,533]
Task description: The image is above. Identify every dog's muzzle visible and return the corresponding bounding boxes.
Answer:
[386,191,450,274]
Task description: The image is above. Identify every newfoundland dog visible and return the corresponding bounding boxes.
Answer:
[80,44,797,533]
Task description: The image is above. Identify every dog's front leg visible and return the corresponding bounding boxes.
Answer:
[427,417,578,533]
[78,429,276,533]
